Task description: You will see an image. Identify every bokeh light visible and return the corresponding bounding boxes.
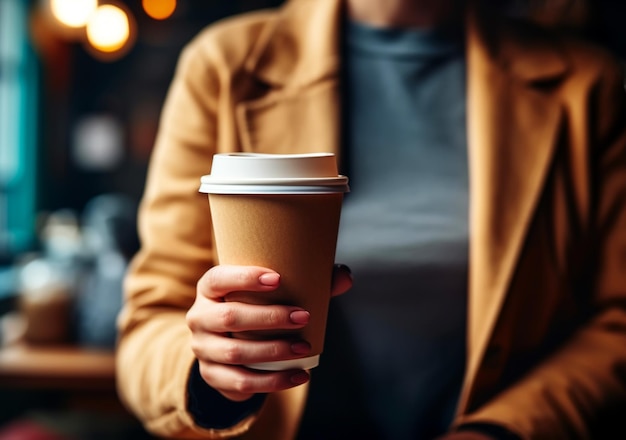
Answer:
[86,4,130,53]
[50,0,98,28]
[142,0,177,20]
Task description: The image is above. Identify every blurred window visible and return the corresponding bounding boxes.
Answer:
[0,0,38,259]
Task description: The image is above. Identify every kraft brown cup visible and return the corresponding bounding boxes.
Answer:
[199,153,349,371]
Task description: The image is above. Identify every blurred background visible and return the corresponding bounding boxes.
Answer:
[0,0,624,439]
[0,1,284,438]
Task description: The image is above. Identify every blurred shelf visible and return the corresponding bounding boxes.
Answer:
[0,343,155,437]
[0,343,115,390]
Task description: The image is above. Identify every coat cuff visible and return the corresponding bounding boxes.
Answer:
[187,360,267,430]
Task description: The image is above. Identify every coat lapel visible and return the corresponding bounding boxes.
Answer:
[458,11,569,412]
[236,0,344,163]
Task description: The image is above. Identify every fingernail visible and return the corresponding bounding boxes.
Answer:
[259,273,280,286]
[289,310,310,325]
[291,371,310,385]
[291,341,311,355]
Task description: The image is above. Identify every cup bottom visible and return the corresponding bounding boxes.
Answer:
[245,355,320,371]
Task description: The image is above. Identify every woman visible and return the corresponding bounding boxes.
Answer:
[116,0,626,438]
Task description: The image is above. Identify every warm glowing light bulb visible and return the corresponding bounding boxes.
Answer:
[86,4,130,53]
[142,0,177,20]
[50,0,98,28]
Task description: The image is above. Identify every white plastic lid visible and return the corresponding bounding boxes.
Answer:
[199,153,349,195]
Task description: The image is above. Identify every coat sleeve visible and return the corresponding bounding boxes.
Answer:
[455,50,626,439]
[114,33,263,439]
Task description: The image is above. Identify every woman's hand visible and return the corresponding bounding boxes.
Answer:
[186,264,352,402]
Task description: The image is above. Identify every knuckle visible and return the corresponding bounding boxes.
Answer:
[258,373,280,391]
[200,266,257,296]
[232,376,255,394]
[218,304,238,329]
[222,341,243,364]
[233,268,254,286]
[268,342,282,359]
[264,308,281,327]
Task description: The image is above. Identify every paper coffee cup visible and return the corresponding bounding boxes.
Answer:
[199,153,349,371]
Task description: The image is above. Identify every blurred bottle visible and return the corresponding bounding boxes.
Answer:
[17,210,82,345]
[74,193,138,348]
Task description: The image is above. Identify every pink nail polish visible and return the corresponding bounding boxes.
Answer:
[289,310,310,325]
[259,273,280,286]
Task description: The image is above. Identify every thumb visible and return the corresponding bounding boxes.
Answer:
[331,264,353,297]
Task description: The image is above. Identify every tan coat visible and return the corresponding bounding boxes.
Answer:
[116,1,626,438]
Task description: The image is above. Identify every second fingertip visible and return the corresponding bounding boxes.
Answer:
[259,272,280,286]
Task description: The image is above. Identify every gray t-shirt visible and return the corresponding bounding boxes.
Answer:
[300,20,469,440]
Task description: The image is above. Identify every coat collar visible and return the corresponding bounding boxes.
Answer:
[243,0,570,89]
[469,4,570,83]
[244,0,343,88]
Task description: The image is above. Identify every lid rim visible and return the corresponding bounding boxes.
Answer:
[216,152,335,159]
[200,175,348,184]
[199,183,350,195]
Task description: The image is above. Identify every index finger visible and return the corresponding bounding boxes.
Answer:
[198,265,280,300]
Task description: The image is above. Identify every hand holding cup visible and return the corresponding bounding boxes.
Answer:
[186,263,353,402]
[193,152,349,400]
